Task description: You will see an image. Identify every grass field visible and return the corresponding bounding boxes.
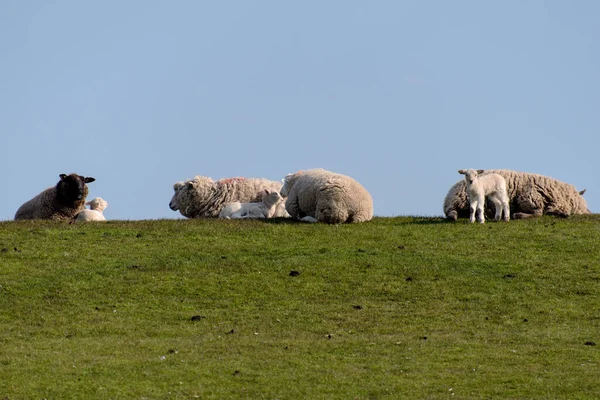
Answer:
[1,216,599,399]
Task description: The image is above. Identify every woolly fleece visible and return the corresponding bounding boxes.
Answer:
[282,168,373,224]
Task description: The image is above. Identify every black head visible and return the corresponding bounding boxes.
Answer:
[56,173,96,203]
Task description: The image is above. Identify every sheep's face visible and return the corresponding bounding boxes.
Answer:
[56,173,95,203]
[458,169,484,186]
[264,189,283,204]
[169,181,186,211]
[87,197,108,211]
[280,174,294,197]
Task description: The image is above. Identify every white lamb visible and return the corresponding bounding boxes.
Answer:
[75,197,108,222]
[219,189,284,219]
[458,169,510,224]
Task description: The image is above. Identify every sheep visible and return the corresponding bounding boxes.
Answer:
[75,197,108,222]
[280,168,373,224]
[444,169,590,220]
[219,189,284,219]
[169,175,287,218]
[15,173,96,221]
[458,169,510,223]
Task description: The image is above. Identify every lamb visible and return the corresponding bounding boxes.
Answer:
[169,175,288,218]
[444,169,590,220]
[458,169,510,223]
[219,189,284,219]
[15,173,96,221]
[280,168,373,224]
[75,197,108,222]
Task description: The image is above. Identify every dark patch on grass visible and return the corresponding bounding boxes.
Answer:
[358,249,366,253]
[503,274,516,279]
[190,315,204,321]
[289,271,300,277]
[405,277,413,282]
[233,370,240,376]
[221,256,227,259]
[420,336,428,340]
[228,329,235,334]
[397,245,405,250]
[1,248,8,252]
[136,233,143,238]
[585,341,596,346]
[353,305,363,310]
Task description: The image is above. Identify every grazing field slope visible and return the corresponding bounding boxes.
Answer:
[1,216,599,399]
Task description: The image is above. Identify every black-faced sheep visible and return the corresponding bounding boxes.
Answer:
[444,169,590,220]
[458,169,510,223]
[15,173,96,221]
[280,168,373,224]
[169,175,286,218]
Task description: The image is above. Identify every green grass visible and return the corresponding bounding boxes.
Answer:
[1,216,599,399]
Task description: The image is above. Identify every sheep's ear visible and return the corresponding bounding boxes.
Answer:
[85,201,92,206]
[187,181,194,189]
[84,177,95,183]
[59,174,67,180]
[579,189,586,196]
[477,169,485,174]
[458,170,466,175]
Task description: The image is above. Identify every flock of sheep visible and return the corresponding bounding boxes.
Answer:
[12,168,591,223]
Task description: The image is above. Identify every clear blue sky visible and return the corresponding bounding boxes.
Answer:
[1,1,598,220]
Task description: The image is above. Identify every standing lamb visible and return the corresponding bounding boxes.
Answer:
[169,175,286,218]
[444,169,590,220]
[15,173,96,221]
[458,169,510,223]
[219,189,284,219]
[75,197,108,222]
[280,168,373,224]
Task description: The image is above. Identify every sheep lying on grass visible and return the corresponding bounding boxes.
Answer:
[458,169,510,223]
[280,168,373,224]
[75,197,108,222]
[444,169,590,220]
[219,189,285,219]
[169,175,287,218]
[15,173,96,221]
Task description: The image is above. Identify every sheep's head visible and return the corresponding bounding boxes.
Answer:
[458,169,485,186]
[262,189,283,205]
[280,173,297,197]
[56,173,95,204]
[169,181,187,211]
[86,197,108,211]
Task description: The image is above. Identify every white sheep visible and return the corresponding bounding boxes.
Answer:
[15,173,96,221]
[444,169,590,220]
[280,168,373,224]
[219,189,284,219]
[458,169,510,223]
[75,197,108,222]
[169,175,289,218]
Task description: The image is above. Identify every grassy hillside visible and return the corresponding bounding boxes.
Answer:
[1,216,599,399]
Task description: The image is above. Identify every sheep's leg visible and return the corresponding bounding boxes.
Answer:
[469,200,477,223]
[489,194,503,221]
[477,204,485,223]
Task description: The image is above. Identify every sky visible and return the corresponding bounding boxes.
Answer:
[1,1,599,220]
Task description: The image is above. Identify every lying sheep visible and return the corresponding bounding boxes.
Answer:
[444,169,590,220]
[15,173,96,221]
[219,189,284,219]
[280,168,373,224]
[75,197,108,222]
[169,175,287,218]
[458,169,510,223]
